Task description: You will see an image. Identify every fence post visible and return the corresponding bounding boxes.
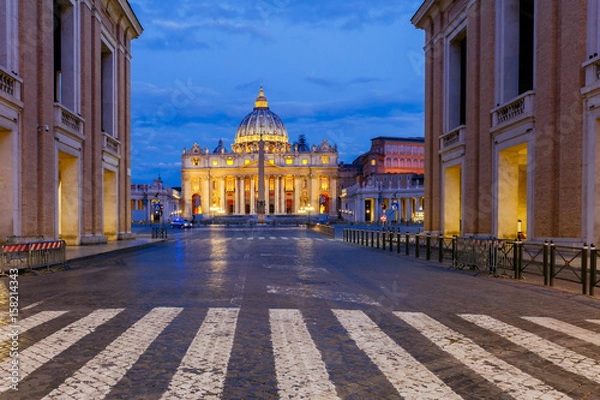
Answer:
[382,230,386,250]
[370,230,374,248]
[389,229,393,252]
[452,236,457,267]
[438,234,444,263]
[549,241,555,287]
[426,233,431,260]
[582,243,588,295]
[415,234,420,258]
[397,232,401,254]
[590,244,596,296]
[361,229,365,246]
[543,241,549,285]
[376,230,380,249]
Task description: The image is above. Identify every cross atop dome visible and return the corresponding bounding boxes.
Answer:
[255,86,268,108]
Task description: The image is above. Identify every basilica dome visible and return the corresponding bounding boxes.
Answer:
[233,87,291,153]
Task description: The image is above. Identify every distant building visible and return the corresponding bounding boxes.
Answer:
[180,88,339,221]
[0,1,142,244]
[131,177,181,223]
[339,137,425,223]
[412,0,599,244]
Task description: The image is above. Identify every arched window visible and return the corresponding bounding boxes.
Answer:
[392,158,398,167]
[386,157,391,167]
[400,158,405,167]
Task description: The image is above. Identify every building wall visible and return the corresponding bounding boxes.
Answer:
[0,0,142,245]
[413,0,590,243]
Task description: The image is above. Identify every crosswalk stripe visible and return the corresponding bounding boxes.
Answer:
[522,317,600,346]
[236,237,243,240]
[270,309,339,399]
[0,310,68,339]
[43,307,182,400]
[333,309,461,400]
[316,238,324,241]
[247,237,254,240]
[0,309,123,394]
[394,312,571,399]
[259,236,265,240]
[270,236,276,240]
[460,314,600,385]
[161,308,239,399]
[281,237,289,240]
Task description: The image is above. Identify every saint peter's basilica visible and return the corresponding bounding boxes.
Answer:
[180,88,338,221]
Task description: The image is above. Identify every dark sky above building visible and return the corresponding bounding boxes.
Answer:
[128,0,425,188]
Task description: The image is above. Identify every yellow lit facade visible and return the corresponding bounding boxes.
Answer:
[181,88,338,220]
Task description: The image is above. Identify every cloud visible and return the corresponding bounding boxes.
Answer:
[305,74,384,91]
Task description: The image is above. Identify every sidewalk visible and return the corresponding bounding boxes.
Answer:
[65,234,167,262]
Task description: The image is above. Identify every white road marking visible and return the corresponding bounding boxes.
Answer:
[395,312,571,399]
[161,308,239,399]
[259,236,266,240]
[0,310,68,338]
[43,307,182,400]
[333,310,461,400]
[270,236,277,240]
[270,309,339,399]
[0,309,123,393]
[281,237,289,240]
[247,237,254,240]
[522,316,600,346]
[460,314,600,385]
[0,311,66,342]
[236,237,243,240]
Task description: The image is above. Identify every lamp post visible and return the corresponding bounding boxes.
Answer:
[305,204,314,224]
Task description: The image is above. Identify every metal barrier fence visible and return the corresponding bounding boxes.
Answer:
[341,228,600,296]
[1,240,67,275]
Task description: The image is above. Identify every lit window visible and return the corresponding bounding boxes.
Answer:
[192,157,199,166]
[302,159,308,165]
[245,159,250,165]
[269,159,275,165]
[226,157,234,166]
[192,178,200,192]
[269,178,275,190]
[371,159,376,166]
[285,157,293,165]
[321,156,329,164]
[320,176,329,191]
[212,160,218,166]
[226,178,234,191]
[285,177,294,191]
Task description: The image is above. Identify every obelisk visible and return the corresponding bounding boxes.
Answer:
[257,129,266,224]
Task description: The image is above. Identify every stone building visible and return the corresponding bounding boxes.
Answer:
[0,1,142,244]
[412,0,600,244]
[131,176,181,223]
[0,1,142,245]
[180,88,338,222]
[339,137,425,223]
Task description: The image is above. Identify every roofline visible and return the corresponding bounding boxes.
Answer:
[411,0,436,28]
[370,136,425,143]
[121,0,144,38]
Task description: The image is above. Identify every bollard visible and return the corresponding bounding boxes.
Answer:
[549,241,556,287]
[590,244,596,296]
[543,241,549,285]
[371,230,374,248]
[515,240,522,280]
[426,233,431,260]
[452,236,457,267]
[382,231,386,250]
[438,234,444,263]
[397,232,401,254]
[582,243,588,295]
[405,233,410,256]
[376,231,380,249]
[389,230,393,252]
[361,229,365,246]
[415,234,420,258]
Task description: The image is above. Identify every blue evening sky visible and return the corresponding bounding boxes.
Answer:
[128,0,425,188]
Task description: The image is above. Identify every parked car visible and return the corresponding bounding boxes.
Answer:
[170,217,192,228]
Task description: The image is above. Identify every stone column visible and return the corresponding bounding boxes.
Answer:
[250,178,255,214]
[258,138,266,222]
[275,175,280,214]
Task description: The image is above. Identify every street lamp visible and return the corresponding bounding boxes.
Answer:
[305,204,314,224]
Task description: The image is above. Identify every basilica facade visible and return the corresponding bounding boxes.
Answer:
[180,88,338,221]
